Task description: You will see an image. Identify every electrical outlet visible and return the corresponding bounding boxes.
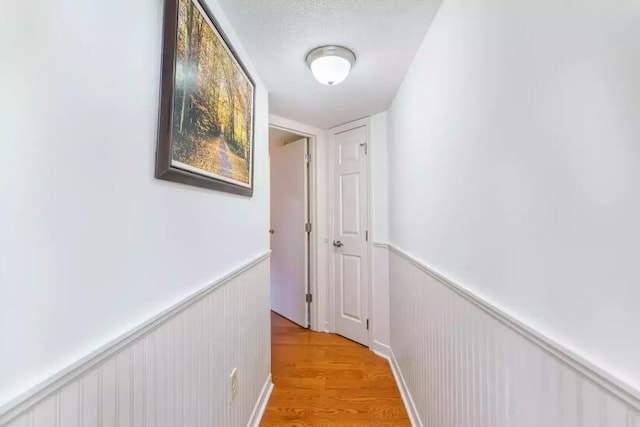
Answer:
[229,368,238,402]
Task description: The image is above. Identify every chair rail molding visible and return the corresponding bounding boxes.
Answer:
[1,251,272,427]
[388,243,640,427]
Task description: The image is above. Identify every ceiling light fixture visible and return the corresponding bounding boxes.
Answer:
[305,45,356,86]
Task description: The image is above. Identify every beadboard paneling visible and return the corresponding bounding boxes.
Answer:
[388,246,640,427]
[372,243,391,356]
[1,254,272,427]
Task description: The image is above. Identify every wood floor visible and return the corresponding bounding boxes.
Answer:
[260,312,410,426]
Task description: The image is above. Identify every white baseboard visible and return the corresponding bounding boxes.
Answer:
[247,374,274,427]
[388,349,423,427]
[371,340,391,359]
[323,320,330,333]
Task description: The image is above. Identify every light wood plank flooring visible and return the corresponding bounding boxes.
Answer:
[261,312,410,426]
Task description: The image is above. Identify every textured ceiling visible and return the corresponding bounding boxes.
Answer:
[217,0,442,128]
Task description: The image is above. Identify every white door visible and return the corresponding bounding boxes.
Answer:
[270,138,308,327]
[333,126,369,345]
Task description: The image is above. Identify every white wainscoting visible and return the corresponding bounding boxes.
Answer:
[388,245,640,427]
[371,243,391,357]
[1,253,272,427]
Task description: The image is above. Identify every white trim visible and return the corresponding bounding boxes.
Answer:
[323,320,330,333]
[0,251,272,424]
[371,340,391,359]
[331,116,370,133]
[387,243,640,411]
[365,120,374,348]
[388,349,423,427]
[374,334,422,427]
[328,124,336,334]
[246,374,274,427]
[329,117,370,135]
[372,241,389,249]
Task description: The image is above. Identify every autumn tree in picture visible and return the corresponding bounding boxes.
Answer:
[170,0,254,187]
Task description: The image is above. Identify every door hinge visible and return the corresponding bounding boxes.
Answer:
[360,143,368,155]
[305,223,312,233]
[306,293,313,303]
[365,230,368,241]
[305,153,311,164]
[366,319,370,330]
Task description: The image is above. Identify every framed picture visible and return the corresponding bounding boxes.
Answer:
[156,0,255,196]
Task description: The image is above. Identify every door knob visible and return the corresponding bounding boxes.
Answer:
[269,229,275,234]
[333,240,343,248]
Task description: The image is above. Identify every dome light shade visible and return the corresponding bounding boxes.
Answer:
[306,46,356,86]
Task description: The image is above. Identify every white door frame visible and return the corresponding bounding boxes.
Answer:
[268,119,320,331]
[328,117,373,347]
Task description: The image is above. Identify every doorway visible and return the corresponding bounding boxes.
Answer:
[269,126,312,328]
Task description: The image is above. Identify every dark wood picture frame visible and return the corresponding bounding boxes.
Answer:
[155,0,256,196]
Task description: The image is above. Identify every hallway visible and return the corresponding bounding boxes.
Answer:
[261,313,409,426]
[4,0,640,425]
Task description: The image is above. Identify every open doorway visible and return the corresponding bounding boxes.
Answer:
[269,126,312,328]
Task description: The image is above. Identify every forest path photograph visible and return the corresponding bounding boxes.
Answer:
[169,0,254,187]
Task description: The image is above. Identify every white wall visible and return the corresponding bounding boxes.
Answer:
[388,0,640,395]
[370,113,389,243]
[0,0,269,407]
[370,113,390,351]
